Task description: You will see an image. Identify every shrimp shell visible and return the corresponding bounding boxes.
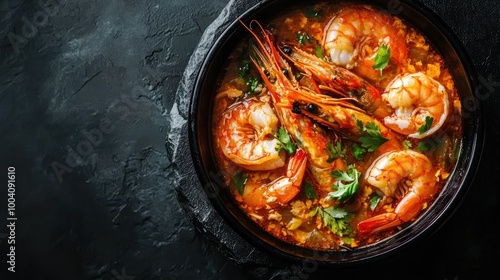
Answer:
[382,72,450,138]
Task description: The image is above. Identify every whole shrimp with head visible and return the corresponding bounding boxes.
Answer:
[280,43,392,119]
[382,72,450,139]
[323,5,407,82]
[357,150,439,235]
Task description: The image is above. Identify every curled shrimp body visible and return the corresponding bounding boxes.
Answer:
[382,72,450,138]
[218,97,286,171]
[323,6,407,79]
[357,150,438,235]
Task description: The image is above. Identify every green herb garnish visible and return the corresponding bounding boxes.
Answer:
[315,45,325,59]
[369,195,381,211]
[330,164,361,201]
[418,116,434,135]
[352,143,366,161]
[402,139,412,150]
[357,120,389,152]
[372,44,391,78]
[296,31,314,46]
[326,141,346,163]
[310,206,353,237]
[232,171,248,195]
[418,139,434,152]
[246,77,260,94]
[303,182,317,199]
[275,127,297,155]
[238,62,250,78]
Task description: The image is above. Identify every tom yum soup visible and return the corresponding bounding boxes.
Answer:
[211,2,461,250]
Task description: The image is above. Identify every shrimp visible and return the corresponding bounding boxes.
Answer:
[382,72,450,138]
[242,148,307,209]
[244,20,338,194]
[357,150,438,235]
[217,97,286,171]
[323,6,407,81]
[287,88,396,143]
[279,43,392,119]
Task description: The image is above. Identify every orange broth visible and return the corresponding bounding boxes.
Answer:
[210,2,461,250]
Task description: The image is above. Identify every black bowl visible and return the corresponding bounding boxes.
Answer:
[188,0,484,267]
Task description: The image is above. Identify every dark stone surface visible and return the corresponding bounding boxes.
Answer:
[0,0,244,279]
[0,0,499,279]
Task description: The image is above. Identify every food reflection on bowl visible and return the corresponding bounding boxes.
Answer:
[189,0,483,265]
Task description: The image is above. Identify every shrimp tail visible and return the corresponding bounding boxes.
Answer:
[265,148,307,205]
[357,213,402,235]
[357,192,425,235]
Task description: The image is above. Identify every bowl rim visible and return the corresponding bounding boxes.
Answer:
[188,0,485,266]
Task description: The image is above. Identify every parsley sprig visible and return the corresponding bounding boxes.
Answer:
[329,164,360,201]
[326,141,346,163]
[310,206,353,237]
[237,57,262,95]
[372,44,391,78]
[315,45,325,60]
[369,195,381,211]
[352,143,366,161]
[402,139,412,150]
[303,182,317,199]
[275,127,297,155]
[232,171,248,195]
[245,77,261,94]
[296,31,314,46]
[418,116,434,135]
[357,120,389,152]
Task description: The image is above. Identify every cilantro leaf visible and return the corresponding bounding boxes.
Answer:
[402,139,412,150]
[418,139,434,152]
[356,119,365,132]
[296,31,314,46]
[369,195,381,211]
[246,77,260,94]
[309,207,319,217]
[275,127,297,155]
[326,141,346,163]
[357,120,389,152]
[418,116,434,135]
[352,143,366,161]
[303,182,317,199]
[330,164,360,201]
[312,206,353,237]
[315,45,325,59]
[237,58,262,95]
[232,171,248,195]
[372,44,391,78]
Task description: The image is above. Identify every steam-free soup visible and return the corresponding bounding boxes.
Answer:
[211,2,461,250]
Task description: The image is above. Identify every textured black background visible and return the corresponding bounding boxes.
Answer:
[0,0,499,279]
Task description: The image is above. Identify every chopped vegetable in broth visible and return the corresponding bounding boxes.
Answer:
[210,2,461,250]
